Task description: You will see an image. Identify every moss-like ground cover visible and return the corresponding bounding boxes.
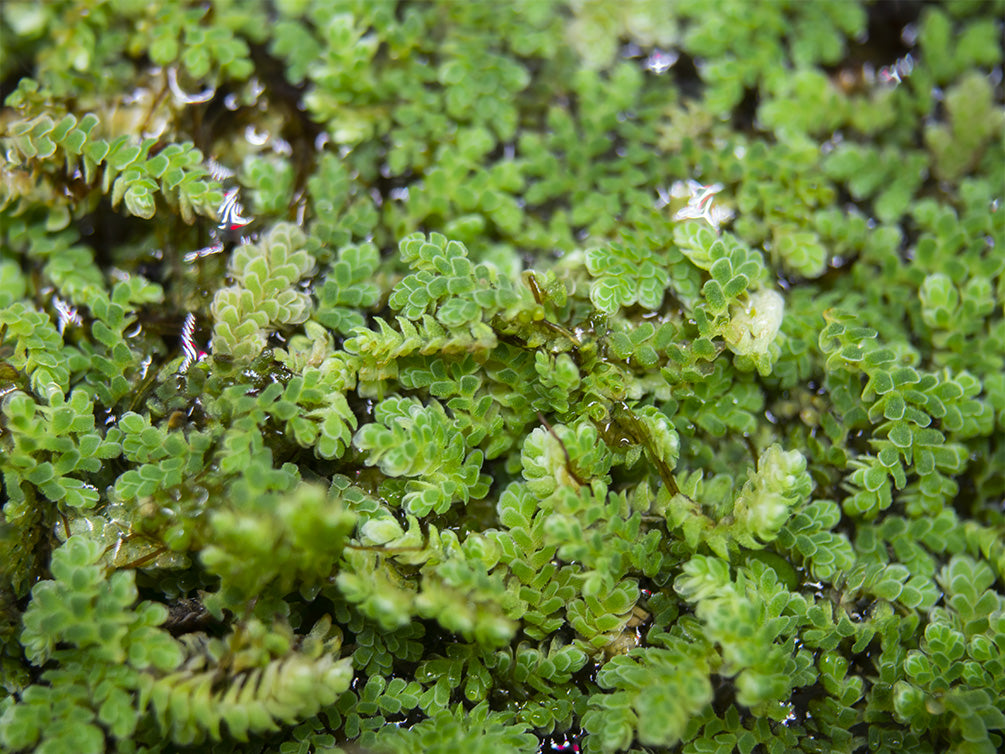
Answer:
[1,1,1003,752]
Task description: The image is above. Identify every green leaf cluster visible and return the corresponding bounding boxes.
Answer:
[3,111,222,223]
[0,537,182,753]
[211,222,316,363]
[142,618,352,746]
[353,396,490,517]
[390,232,521,327]
[2,1,1003,753]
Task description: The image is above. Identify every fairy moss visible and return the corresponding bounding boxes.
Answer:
[1,1,1003,752]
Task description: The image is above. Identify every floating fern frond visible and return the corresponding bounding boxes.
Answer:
[3,112,222,222]
[210,222,316,364]
[352,396,491,517]
[142,650,353,744]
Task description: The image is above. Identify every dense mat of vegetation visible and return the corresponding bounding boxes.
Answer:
[1,1,1003,752]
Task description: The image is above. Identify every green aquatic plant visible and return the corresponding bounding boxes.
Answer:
[1,1,1003,752]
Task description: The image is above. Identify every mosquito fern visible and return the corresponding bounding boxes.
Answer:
[2,1,1003,753]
